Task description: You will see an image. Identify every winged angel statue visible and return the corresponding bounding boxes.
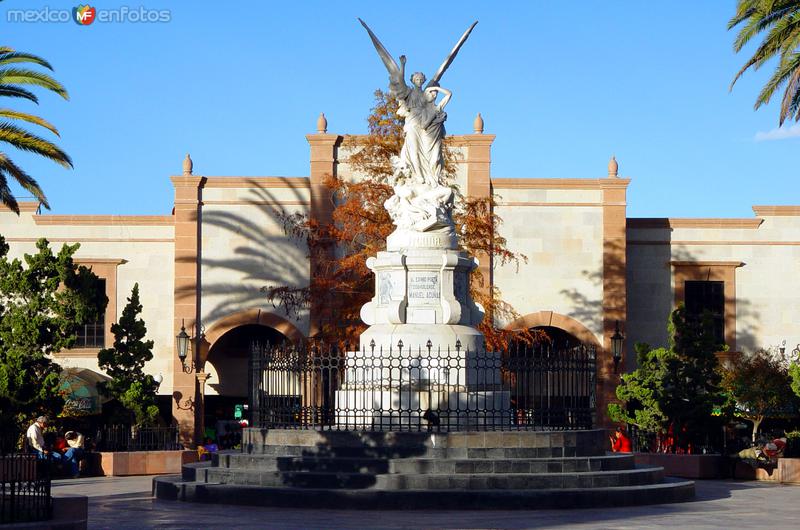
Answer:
[359,19,477,235]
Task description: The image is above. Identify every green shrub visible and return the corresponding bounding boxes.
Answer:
[786,430,800,458]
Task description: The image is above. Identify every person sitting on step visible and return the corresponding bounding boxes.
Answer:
[610,426,632,453]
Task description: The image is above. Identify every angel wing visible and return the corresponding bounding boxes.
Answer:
[358,18,407,94]
[426,21,478,89]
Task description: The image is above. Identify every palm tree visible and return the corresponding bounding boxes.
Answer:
[0,47,71,214]
[729,0,800,125]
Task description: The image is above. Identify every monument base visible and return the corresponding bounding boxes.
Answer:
[335,336,509,430]
[352,227,502,431]
[334,387,511,430]
[359,323,484,355]
[360,247,484,335]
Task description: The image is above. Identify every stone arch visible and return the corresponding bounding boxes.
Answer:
[505,311,601,348]
[204,308,305,351]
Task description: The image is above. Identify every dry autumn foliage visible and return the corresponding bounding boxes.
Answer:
[266,90,537,350]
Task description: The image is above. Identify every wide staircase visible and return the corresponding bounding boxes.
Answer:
[153,428,694,509]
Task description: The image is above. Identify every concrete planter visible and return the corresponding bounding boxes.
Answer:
[95,450,197,476]
[734,458,800,484]
[634,453,726,479]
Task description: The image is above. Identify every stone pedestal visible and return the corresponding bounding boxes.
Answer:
[338,229,510,429]
[359,234,485,353]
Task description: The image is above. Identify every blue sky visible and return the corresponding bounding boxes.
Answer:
[2,1,797,217]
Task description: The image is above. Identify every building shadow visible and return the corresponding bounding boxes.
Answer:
[188,178,312,330]
[559,224,761,368]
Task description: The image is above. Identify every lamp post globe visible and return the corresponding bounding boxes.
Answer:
[176,322,190,365]
[611,320,624,372]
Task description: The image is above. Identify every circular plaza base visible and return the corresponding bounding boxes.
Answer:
[153,429,694,510]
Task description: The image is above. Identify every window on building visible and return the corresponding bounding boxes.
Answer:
[76,279,106,348]
[684,280,724,346]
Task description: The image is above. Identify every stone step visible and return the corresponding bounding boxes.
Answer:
[390,454,634,475]
[181,461,211,482]
[237,443,603,459]
[215,453,635,474]
[153,475,694,509]
[242,429,607,458]
[201,466,663,490]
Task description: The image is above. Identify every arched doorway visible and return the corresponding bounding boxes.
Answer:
[511,326,583,350]
[201,308,304,446]
[505,312,600,428]
[505,311,601,349]
[205,324,288,398]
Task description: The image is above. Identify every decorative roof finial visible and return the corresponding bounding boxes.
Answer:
[317,112,328,134]
[473,113,484,134]
[608,155,618,178]
[182,153,193,176]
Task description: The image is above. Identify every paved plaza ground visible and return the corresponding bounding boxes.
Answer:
[52,475,799,529]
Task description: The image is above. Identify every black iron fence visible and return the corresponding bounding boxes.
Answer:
[250,341,596,432]
[0,453,51,524]
[94,425,181,452]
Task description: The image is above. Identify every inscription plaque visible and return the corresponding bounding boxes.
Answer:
[408,272,439,302]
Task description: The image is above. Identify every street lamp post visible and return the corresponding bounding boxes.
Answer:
[611,321,625,373]
[176,321,193,373]
[174,320,210,446]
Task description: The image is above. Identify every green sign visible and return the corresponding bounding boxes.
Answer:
[234,404,244,420]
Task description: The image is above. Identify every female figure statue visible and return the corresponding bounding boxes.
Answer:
[359,19,477,234]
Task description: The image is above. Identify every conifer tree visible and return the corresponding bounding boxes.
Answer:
[97,283,159,426]
[609,305,725,452]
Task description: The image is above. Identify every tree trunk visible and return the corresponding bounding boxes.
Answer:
[751,416,763,442]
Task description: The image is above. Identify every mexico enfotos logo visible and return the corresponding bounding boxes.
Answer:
[73,5,96,25]
[6,5,172,24]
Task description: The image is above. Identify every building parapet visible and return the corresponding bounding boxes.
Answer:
[33,215,174,226]
[752,205,800,216]
[492,178,630,190]
[201,176,310,189]
[0,201,41,213]
[627,218,763,229]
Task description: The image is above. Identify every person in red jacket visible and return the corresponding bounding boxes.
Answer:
[610,426,633,453]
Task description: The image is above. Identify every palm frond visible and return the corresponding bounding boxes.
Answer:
[0,170,20,214]
[0,51,54,71]
[0,109,59,135]
[0,152,49,208]
[750,10,800,60]
[754,52,800,111]
[0,68,68,99]
[729,0,800,124]
[0,122,72,168]
[731,5,767,50]
[0,47,69,212]
[730,1,798,49]
[776,55,800,123]
[0,85,39,103]
[731,10,800,87]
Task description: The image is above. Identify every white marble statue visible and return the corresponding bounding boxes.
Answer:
[359,19,477,235]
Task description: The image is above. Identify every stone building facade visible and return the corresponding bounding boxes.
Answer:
[2,120,798,444]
